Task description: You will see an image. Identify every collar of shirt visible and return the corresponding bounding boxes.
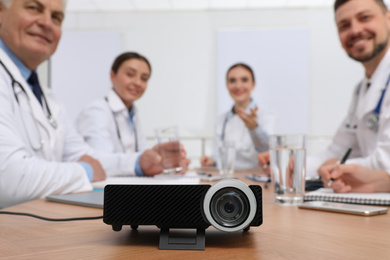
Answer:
[108,88,138,115]
[365,48,390,93]
[0,39,32,85]
[108,88,137,131]
[360,78,371,93]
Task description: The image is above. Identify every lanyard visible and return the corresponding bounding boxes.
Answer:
[346,73,390,130]
[128,106,138,152]
[0,59,58,151]
[373,74,390,116]
[221,109,235,141]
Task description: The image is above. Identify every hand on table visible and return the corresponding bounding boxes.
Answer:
[200,155,216,167]
[258,151,270,177]
[78,155,106,182]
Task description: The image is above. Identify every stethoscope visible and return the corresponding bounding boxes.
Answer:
[0,59,57,151]
[105,96,138,152]
[220,110,234,141]
[346,74,390,132]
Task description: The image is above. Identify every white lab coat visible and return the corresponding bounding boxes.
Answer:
[307,49,390,177]
[0,49,92,208]
[76,89,146,176]
[213,102,277,169]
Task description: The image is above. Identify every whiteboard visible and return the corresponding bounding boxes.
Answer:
[217,28,309,134]
[51,31,122,122]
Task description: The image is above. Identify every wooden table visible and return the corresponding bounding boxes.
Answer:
[1,173,390,259]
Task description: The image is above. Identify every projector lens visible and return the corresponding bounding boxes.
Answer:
[210,188,250,228]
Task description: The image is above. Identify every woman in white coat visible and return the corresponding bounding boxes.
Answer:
[201,63,276,170]
[76,52,150,176]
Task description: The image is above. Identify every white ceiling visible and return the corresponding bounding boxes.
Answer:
[66,0,390,12]
[66,0,340,12]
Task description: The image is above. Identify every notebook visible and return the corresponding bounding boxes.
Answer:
[304,188,390,206]
[46,192,103,209]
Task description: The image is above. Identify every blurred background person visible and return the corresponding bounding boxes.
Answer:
[201,63,276,170]
[77,52,189,177]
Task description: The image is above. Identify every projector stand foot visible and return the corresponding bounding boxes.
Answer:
[158,228,205,250]
[131,225,138,230]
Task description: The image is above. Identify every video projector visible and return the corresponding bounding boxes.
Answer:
[103,179,262,250]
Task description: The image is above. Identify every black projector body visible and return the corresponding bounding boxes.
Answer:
[103,179,262,250]
[103,179,262,231]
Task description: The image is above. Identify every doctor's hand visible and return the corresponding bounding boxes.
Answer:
[258,151,271,177]
[140,144,191,176]
[326,164,390,193]
[200,155,216,167]
[139,148,163,176]
[78,155,106,182]
[317,157,339,187]
[237,107,258,130]
[180,144,191,174]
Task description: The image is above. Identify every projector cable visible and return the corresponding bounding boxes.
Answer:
[0,211,103,221]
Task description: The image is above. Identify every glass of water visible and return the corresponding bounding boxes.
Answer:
[270,134,306,205]
[154,126,182,175]
[217,141,235,177]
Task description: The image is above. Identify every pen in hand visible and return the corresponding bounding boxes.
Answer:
[263,162,270,169]
[327,148,352,186]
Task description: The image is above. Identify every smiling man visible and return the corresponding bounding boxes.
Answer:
[0,0,186,209]
[315,0,390,192]
[0,0,64,70]
[0,0,109,209]
[257,0,390,193]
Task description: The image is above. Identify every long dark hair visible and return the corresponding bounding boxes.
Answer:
[111,52,152,75]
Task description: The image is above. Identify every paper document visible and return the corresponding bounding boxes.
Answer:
[92,172,200,188]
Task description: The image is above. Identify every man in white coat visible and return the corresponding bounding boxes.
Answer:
[0,0,168,209]
[316,0,390,191]
[259,0,390,192]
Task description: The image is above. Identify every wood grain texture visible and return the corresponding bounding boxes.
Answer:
[1,172,389,259]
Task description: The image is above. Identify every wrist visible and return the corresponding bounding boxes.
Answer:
[373,170,390,192]
[135,154,145,176]
[247,123,258,130]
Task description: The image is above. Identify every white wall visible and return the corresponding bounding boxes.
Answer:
[53,7,364,158]
[51,32,122,121]
[216,28,310,135]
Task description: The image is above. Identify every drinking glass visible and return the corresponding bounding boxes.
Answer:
[270,134,306,205]
[155,126,182,175]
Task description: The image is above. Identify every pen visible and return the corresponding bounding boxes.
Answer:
[245,174,269,182]
[327,148,352,186]
[264,178,272,189]
[263,162,270,169]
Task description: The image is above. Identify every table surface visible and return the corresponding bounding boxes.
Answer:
[1,170,390,260]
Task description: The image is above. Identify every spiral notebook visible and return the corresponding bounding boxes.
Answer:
[304,188,390,206]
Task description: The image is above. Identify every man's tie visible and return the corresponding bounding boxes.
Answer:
[28,71,42,105]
